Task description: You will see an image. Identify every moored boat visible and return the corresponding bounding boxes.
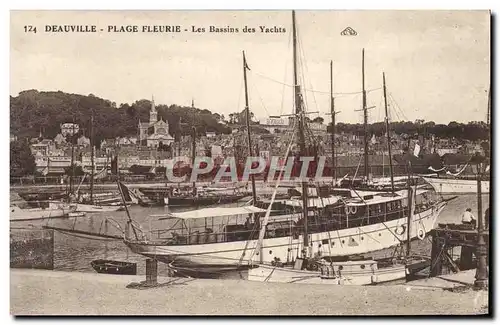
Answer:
[90,259,137,275]
[10,201,77,222]
[123,185,445,275]
[68,211,86,217]
[121,11,448,277]
[75,203,124,213]
[165,193,248,207]
[247,257,407,285]
[422,175,490,194]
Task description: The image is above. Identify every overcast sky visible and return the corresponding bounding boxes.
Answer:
[10,10,490,124]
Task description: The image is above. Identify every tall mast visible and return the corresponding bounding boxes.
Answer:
[292,10,309,256]
[243,51,257,204]
[330,60,337,182]
[177,117,182,157]
[191,99,197,190]
[362,49,369,179]
[69,116,75,195]
[383,72,394,192]
[487,87,490,158]
[406,161,413,258]
[90,112,95,202]
[487,87,490,127]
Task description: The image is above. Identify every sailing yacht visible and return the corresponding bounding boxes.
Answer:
[73,114,135,212]
[10,200,76,222]
[421,88,491,194]
[122,11,447,277]
[422,174,490,194]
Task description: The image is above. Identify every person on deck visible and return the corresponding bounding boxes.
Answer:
[461,208,476,228]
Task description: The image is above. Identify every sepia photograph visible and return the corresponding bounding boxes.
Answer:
[9,9,490,316]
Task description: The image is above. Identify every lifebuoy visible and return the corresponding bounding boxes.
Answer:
[394,225,406,236]
[417,228,425,240]
[345,206,358,215]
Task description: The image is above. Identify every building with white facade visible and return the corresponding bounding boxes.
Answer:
[138,96,174,148]
[60,123,80,137]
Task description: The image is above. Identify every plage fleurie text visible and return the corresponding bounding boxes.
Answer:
[42,25,286,33]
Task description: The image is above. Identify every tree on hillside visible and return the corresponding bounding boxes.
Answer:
[10,90,231,142]
[10,90,490,143]
[312,117,324,124]
[64,164,84,177]
[10,140,36,176]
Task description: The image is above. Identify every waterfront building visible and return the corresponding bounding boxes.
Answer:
[60,123,80,137]
[53,133,66,146]
[138,96,174,148]
[77,135,90,148]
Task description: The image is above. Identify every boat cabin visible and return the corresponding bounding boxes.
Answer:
[142,186,442,247]
[148,206,301,245]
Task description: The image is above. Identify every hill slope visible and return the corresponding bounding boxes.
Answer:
[10,90,231,145]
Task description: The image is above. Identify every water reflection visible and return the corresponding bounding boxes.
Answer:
[10,194,490,276]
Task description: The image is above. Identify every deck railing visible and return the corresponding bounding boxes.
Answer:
[140,200,442,246]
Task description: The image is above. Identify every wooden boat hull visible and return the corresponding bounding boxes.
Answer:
[247,262,407,285]
[90,259,137,275]
[165,194,246,207]
[422,177,490,194]
[10,203,76,222]
[167,263,254,279]
[75,204,123,213]
[125,201,445,273]
[68,211,86,217]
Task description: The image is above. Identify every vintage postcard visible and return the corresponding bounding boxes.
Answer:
[9,10,490,316]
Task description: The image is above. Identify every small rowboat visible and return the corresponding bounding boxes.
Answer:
[68,211,86,218]
[90,259,137,275]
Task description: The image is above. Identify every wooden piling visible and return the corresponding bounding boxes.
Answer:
[146,259,158,286]
[10,229,54,270]
[430,224,489,278]
[430,234,444,277]
[460,246,475,270]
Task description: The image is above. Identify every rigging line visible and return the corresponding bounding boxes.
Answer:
[357,226,382,244]
[386,94,400,121]
[56,229,121,241]
[252,70,382,96]
[296,29,318,115]
[391,97,402,122]
[249,76,270,117]
[237,212,264,266]
[394,98,407,123]
[280,27,293,117]
[389,93,408,120]
[388,93,403,121]
[315,186,335,256]
[331,197,351,248]
[388,92,408,121]
[377,91,383,123]
[236,70,244,118]
[248,118,298,264]
[352,157,362,186]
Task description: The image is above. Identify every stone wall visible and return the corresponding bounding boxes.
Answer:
[10,229,54,270]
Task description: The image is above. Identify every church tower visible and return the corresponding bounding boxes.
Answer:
[149,95,158,125]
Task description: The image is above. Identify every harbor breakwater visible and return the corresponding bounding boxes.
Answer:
[10,229,54,270]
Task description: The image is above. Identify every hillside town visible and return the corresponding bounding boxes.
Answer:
[9,10,490,317]
[11,97,487,184]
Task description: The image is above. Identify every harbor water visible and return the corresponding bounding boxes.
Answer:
[9,193,490,276]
